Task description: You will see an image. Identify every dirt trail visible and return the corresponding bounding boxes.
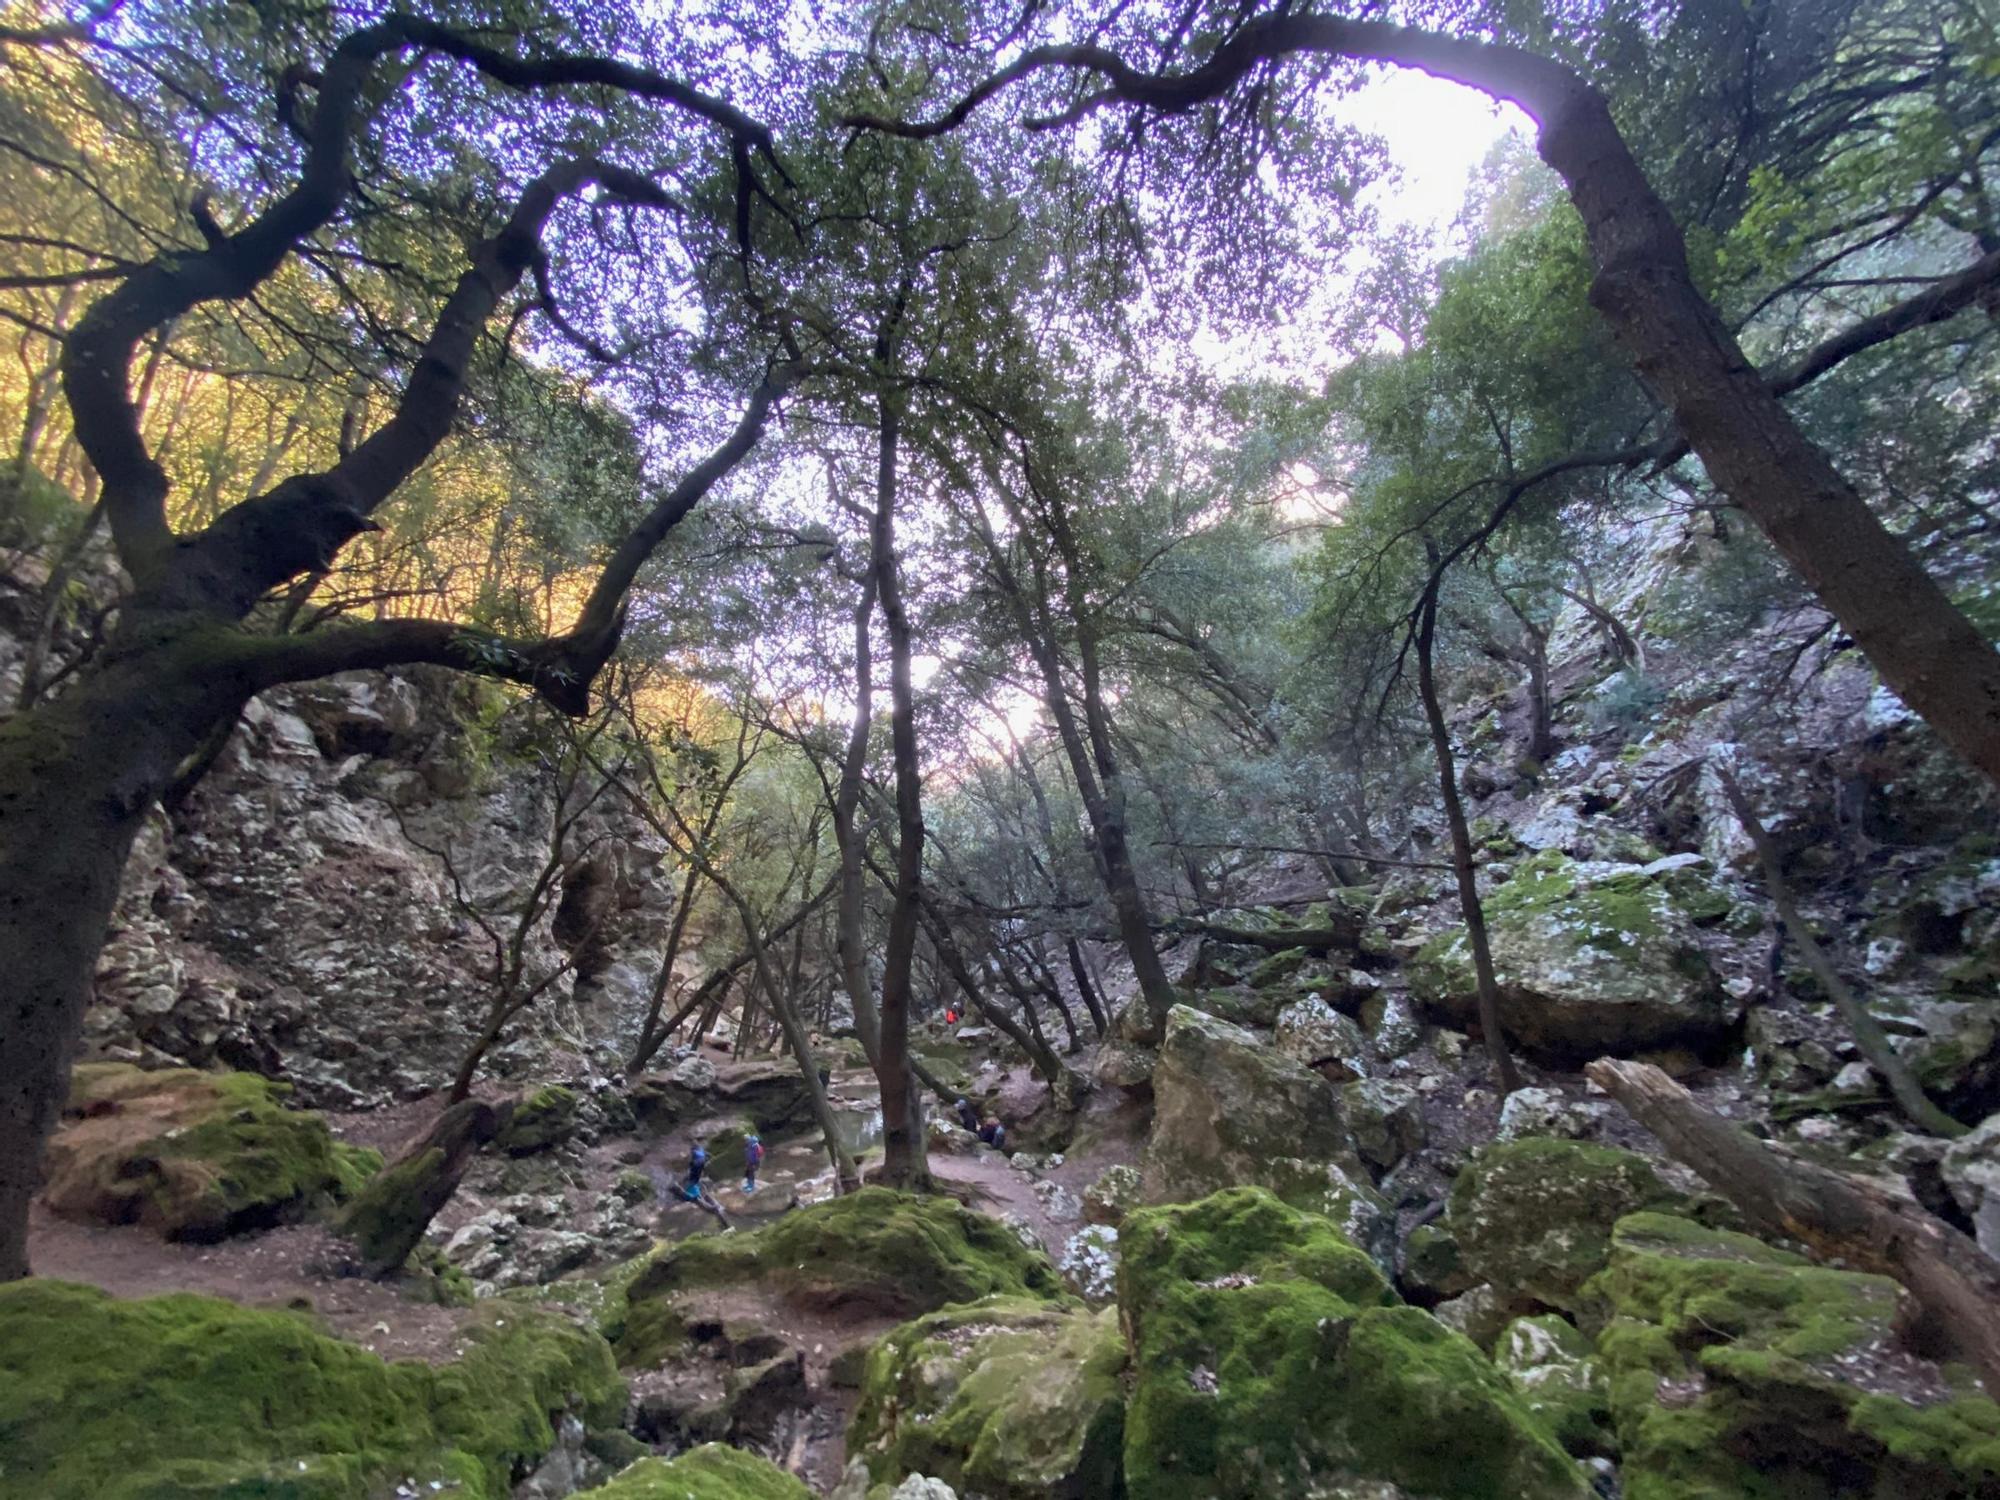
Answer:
[27,1206,482,1363]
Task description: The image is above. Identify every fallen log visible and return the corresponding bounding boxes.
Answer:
[1159,914,1362,954]
[1586,1057,2000,1392]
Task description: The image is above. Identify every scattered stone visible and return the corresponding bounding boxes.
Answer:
[1059,1225,1120,1303]
[1082,1164,1143,1227]
[1342,1078,1426,1170]
[1496,1087,1592,1143]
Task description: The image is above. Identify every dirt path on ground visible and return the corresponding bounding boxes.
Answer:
[27,1206,483,1363]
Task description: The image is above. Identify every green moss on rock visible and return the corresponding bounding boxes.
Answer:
[1496,1314,1613,1457]
[1408,850,1728,1057]
[1450,1138,1685,1312]
[1119,1188,1586,1500]
[849,1297,1126,1499]
[497,1085,581,1155]
[618,1189,1064,1368]
[1592,1213,2000,1499]
[0,1279,623,1500]
[42,1064,370,1242]
[571,1444,811,1499]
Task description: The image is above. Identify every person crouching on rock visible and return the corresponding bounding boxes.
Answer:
[668,1140,732,1231]
[955,1097,981,1133]
[741,1133,763,1194]
[978,1116,1007,1152]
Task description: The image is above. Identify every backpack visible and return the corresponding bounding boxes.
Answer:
[745,1138,764,1169]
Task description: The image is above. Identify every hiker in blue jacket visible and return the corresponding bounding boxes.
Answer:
[665,1139,730,1229]
[741,1133,764,1194]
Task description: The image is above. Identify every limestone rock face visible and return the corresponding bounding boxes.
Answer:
[79,669,677,1106]
[1595,1213,2000,1499]
[1449,1139,1684,1313]
[41,1062,376,1242]
[849,1298,1126,1500]
[1118,1188,1587,1500]
[1408,850,1729,1057]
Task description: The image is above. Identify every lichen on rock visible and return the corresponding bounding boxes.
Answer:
[1450,1138,1685,1313]
[849,1297,1125,1499]
[1408,849,1729,1057]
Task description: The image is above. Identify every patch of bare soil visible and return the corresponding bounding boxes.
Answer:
[26,1206,482,1364]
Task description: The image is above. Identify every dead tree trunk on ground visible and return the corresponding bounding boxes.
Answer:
[1587,1057,2000,1392]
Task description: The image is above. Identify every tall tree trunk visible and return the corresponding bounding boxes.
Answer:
[1072,615,1180,1039]
[721,886,858,1192]
[0,642,250,1279]
[1416,577,1522,1095]
[833,571,884,1061]
[870,369,930,1191]
[963,495,1178,1040]
[1066,936,1108,1037]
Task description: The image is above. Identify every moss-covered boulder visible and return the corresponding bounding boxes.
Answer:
[571,1444,810,1498]
[1495,1314,1612,1457]
[1450,1138,1684,1313]
[41,1063,377,1242]
[1593,1212,2000,1499]
[0,1279,622,1500]
[1408,850,1729,1057]
[497,1085,580,1155]
[850,1297,1125,1499]
[1120,1188,1587,1500]
[617,1188,1064,1366]
[1145,1004,1357,1199]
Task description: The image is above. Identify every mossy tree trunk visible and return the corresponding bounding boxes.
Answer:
[339,1098,501,1276]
